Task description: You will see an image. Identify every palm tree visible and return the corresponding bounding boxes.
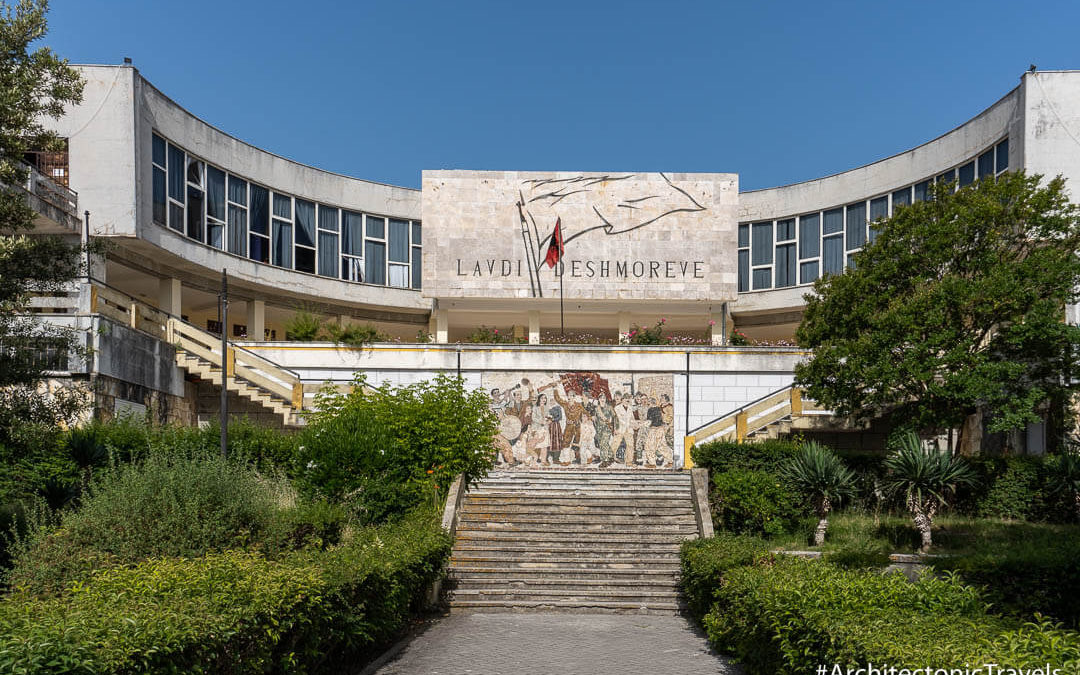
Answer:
[779,441,856,546]
[883,432,977,553]
[1045,451,1080,521]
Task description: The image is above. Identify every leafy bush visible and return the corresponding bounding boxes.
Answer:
[680,534,769,618]
[6,448,337,595]
[710,469,801,536]
[465,325,520,343]
[624,319,667,345]
[932,535,1080,628]
[0,509,452,674]
[691,438,801,475]
[975,457,1041,519]
[325,321,389,348]
[779,441,856,544]
[682,535,1080,674]
[285,309,323,341]
[299,373,497,524]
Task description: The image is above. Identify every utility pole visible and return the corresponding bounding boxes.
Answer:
[219,268,228,459]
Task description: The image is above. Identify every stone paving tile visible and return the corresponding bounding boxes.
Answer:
[366,612,739,675]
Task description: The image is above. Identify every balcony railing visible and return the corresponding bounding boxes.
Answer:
[19,162,79,230]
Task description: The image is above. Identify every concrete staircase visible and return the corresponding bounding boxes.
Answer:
[167,318,305,427]
[446,470,699,614]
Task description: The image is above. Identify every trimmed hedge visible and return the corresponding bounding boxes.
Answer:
[931,536,1080,628]
[691,438,800,475]
[0,509,452,674]
[681,534,1080,674]
[710,469,801,536]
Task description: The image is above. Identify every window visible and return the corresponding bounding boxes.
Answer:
[914,180,931,202]
[186,157,204,241]
[148,134,425,291]
[775,243,796,288]
[868,196,887,243]
[207,165,226,249]
[365,215,386,285]
[996,139,1009,173]
[317,205,339,278]
[800,260,819,285]
[411,221,422,290]
[151,134,166,225]
[167,144,185,231]
[823,235,843,275]
[249,185,269,263]
[342,211,364,282]
[978,149,994,178]
[958,161,975,187]
[846,201,866,250]
[388,218,410,288]
[892,187,911,209]
[738,249,749,292]
[227,175,248,256]
[799,213,819,259]
[823,208,843,235]
[294,199,316,273]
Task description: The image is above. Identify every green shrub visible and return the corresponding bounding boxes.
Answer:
[299,373,497,524]
[682,535,1080,674]
[285,309,323,341]
[0,509,452,674]
[932,536,1080,628]
[691,438,801,475]
[325,321,389,347]
[710,469,801,536]
[680,533,769,618]
[5,448,332,595]
[465,325,520,343]
[976,458,1041,519]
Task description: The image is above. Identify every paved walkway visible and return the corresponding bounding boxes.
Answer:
[366,612,739,675]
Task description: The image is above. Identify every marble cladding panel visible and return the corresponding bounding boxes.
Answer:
[422,170,738,303]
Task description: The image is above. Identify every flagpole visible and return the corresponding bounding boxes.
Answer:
[560,261,565,336]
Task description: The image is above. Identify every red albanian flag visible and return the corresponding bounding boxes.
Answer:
[544,217,564,268]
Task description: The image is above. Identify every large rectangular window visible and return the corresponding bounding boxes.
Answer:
[388,218,410,288]
[996,139,1009,173]
[249,185,269,263]
[799,213,819,259]
[294,199,316,273]
[892,187,911,208]
[738,249,749,292]
[151,134,166,225]
[411,221,422,290]
[978,149,994,178]
[958,161,975,187]
[823,235,844,275]
[751,222,772,265]
[167,144,185,231]
[227,176,247,256]
[317,205,339,278]
[846,201,866,250]
[271,193,291,268]
[775,243,796,288]
[342,210,364,282]
[206,165,226,249]
[365,215,387,285]
[823,208,843,235]
[800,260,819,285]
[868,196,887,243]
[914,180,931,202]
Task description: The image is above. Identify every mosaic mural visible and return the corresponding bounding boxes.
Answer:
[484,371,675,469]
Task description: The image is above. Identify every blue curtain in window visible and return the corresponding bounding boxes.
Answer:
[207,166,226,221]
[365,241,386,285]
[228,205,247,256]
[389,219,410,263]
[228,176,247,205]
[824,236,843,274]
[751,222,772,266]
[343,211,364,255]
[249,186,269,235]
[318,232,338,277]
[272,220,292,268]
[294,200,315,248]
[846,202,866,250]
[799,214,819,259]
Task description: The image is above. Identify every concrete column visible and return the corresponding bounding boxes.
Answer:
[617,311,631,344]
[158,277,182,316]
[528,310,540,345]
[710,305,725,346]
[247,300,266,341]
[435,308,449,343]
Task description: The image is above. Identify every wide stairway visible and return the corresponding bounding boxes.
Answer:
[446,470,699,614]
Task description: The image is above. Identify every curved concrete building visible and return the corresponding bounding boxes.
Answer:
[24,64,1079,454]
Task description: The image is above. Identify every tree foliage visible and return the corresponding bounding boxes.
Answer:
[0,0,85,441]
[796,172,1080,434]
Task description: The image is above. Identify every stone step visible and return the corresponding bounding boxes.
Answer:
[447,588,679,604]
[450,554,680,568]
[446,599,682,615]
[466,492,691,503]
[456,519,698,533]
[447,566,679,581]
[455,530,693,545]
[448,576,679,592]
[467,491,691,502]
[452,542,682,555]
[474,478,689,486]
[485,470,687,477]
[458,513,695,526]
[461,502,693,515]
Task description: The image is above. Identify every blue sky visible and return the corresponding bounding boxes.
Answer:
[47,0,1080,191]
